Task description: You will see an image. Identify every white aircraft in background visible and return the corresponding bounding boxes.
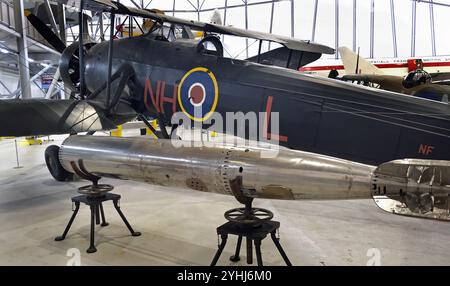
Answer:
[300,46,450,78]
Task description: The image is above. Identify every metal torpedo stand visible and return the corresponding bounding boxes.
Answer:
[54,160,141,254]
[210,178,292,266]
[54,2,140,254]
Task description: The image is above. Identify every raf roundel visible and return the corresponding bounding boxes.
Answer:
[177,67,219,121]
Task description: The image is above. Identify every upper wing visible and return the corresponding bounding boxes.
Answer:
[58,0,118,12]
[55,0,334,54]
[246,47,322,69]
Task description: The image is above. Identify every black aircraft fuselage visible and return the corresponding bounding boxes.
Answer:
[83,34,450,166]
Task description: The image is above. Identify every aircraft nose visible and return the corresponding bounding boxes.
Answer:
[84,42,110,93]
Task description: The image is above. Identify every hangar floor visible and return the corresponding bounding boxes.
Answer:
[0,135,449,266]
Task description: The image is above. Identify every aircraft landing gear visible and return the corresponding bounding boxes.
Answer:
[210,177,292,266]
[45,145,73,182]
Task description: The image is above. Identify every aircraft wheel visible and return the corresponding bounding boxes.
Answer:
[45,145,73,181]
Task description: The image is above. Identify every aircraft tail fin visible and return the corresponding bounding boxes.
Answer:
[338,46,383,75]
[210,9,223,25]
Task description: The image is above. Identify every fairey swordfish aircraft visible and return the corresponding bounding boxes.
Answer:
[0,0,449,222]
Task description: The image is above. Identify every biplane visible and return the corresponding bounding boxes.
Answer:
[0,0,449,221]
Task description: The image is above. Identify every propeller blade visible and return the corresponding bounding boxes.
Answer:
[26,13,67,54]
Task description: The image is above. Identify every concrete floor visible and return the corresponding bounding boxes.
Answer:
[0,135,449,266]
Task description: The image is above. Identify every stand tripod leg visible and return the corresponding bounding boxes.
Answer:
[229,235,242,262]
[113,200,141,236]
[246,237,253,264]
[210,234,228,266]
[87,205,97,253]
[254,239,263,266]
[95,204,101,225]
[99,203,109,227]
[55,202,80,241]
[270,231,292,266]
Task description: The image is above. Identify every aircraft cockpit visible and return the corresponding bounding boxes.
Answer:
[145,21,224,57]
[196,35,224,57]
[402,69,432,88]
[146,21,225,58]
[146,23,190,42]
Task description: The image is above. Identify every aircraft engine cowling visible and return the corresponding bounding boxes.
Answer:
[59,41,97,93]
[57,135,374,201]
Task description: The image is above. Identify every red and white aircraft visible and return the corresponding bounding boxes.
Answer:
[300,47,450,77]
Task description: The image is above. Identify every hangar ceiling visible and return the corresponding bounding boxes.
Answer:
[66,0,450,59]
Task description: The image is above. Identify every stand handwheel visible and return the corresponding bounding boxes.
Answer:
[78,184,113,196]
[224,207,273,225]
[212,198,291,266]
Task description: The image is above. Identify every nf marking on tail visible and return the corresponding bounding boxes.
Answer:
[418,144,435,155]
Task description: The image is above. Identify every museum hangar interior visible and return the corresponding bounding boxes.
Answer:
[0,0,449,266]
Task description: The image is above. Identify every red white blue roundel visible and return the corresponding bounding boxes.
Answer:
[177,67,219,121]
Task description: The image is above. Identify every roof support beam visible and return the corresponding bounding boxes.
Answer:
[411,0,417,57]
[352,0,356,52]
[370,0,375,58]
[172,0,175,16]
[45,67,60,99]
[390,0,398,57]
[13,0,31,99]
[268,0,274,50]
[11,63,53,98]
[429,0,436,56]
[0,79,13,97]
[244,0,248,58]
[335,0,339,59]
[196,0,200,21]
[290,0,294,38]
[311,0,318,42]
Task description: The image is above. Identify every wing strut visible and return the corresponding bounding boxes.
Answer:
[79,0,86,96]
[105,12,116,112]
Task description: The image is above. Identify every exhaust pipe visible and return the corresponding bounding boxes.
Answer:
[57,136,375,201]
